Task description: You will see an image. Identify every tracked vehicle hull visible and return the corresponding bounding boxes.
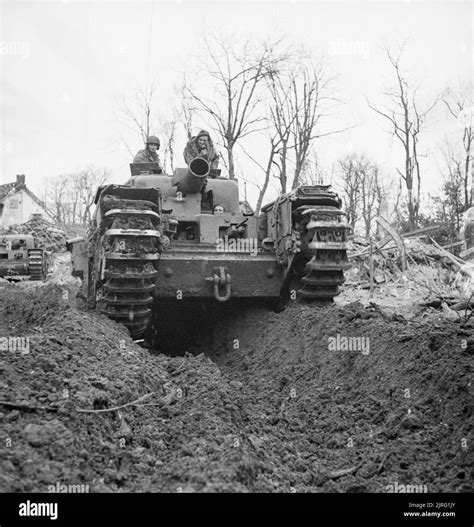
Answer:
[0,234,49,281]
[70,161,350,339]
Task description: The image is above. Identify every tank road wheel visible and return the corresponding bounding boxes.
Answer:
[28,249,45,281]
[97,201,162,339]
[297,207,351,301]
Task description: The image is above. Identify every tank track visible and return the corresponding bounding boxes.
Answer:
[98,196,162,339]
[296,204,350,300]
[28,249,45,281]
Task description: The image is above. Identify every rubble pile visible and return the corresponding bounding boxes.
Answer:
[0,215,67,251]
[345,231,474,313]
[347,232,458,286]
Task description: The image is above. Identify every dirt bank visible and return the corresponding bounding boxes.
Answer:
[0,281,472,492]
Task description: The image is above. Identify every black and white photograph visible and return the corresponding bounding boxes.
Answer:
[0,0,472,517]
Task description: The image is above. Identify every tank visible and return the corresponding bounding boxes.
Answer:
[0,234,49,281]
[69,157,350,339]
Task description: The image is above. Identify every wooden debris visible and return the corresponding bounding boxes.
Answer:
[348,219,460,294]
[377,216,407,271]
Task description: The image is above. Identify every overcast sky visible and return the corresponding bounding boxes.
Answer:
[0,0,472,208]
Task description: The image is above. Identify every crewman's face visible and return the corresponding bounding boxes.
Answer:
[214,206,224,214]
[198,136,208,149]
[148,143,158,152]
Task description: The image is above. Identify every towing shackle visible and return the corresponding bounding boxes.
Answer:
[205,266,231,302]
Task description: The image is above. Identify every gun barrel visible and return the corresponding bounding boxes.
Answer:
[177,157,210,194]
[235,218,249,229]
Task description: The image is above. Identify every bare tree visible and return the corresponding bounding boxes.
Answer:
[443,83,473,208]
[45,167,111,226]
[266,65,297,193]
[338,153,361,232]
[118,82,185,172]
[186,34,287,179]
[160,114,179,173]
[390,179,407,231]
[338,153,384,237]
[180,78,195,141]
[120,83,158,144]
[433,136,465,239]
[368,44,438,229]
[432,172,464,241]
[256,50,347,198]
[117,83,162,158]
[45,175,70,225]
[77,166,111,224]
[300,149,328,186]
[241,59,298,202]
[359,160,384,238]
[241,132,280,215]
[289,57,352,190]
[291,61,330,190]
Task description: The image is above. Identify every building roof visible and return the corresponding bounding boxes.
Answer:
[0,176,52,218]
[0,182,17,201]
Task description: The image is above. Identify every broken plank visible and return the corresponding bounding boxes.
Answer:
[376,216,407,271]
[402,225,445,238]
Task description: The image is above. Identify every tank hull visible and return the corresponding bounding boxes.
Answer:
[155,246,284,298]
[69,164,350,339]
[0,235,48,280]
[0,261,29,277]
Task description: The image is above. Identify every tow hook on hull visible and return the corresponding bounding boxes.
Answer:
[206,267,232,302]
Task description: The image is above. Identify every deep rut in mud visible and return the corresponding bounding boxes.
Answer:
[0,282,472,492]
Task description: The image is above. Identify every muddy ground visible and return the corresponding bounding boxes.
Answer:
[0,257,472,493]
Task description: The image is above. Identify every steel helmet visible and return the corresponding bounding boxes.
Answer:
[146,135,160,147]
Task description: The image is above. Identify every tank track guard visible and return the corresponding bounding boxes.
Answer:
[94,186,163,338]
[292,186,351,300]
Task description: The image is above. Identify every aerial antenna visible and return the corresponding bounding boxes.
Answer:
[244,181,248,203]
[145,0,155,98]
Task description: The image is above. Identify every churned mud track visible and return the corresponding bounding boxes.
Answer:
[0,282,472,492]
[210,302,473,491]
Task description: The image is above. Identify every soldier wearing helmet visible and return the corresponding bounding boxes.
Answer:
[183,129,219,172]
[133,135,162,169]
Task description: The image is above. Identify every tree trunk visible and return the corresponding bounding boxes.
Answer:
[255,146,276,215]
[280,144,287,194]
[228,146,235,180]
[466,133,472,207]
[170,146,175,173]
[292,161,302,190]
[407,190,416,230]
[255,178,270,216]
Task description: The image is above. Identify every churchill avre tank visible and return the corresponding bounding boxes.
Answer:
[68,156,350,339]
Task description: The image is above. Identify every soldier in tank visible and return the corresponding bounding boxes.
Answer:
[183,129,219,173]
[133,135,163,170]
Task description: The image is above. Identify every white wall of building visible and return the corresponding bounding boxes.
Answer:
[0,190,47,228]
